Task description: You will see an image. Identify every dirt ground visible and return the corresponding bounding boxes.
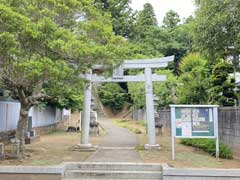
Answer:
[0,112,104,166]
[113,119,240,169]
[1,114,240,168]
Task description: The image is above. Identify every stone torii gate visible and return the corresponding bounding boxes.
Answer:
[79,56,174,150]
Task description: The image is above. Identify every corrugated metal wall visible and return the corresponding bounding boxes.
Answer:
[0,101,70,132]
[29,106,58,127]
[0,102,21,132]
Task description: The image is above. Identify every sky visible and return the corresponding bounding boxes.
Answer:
[130,0,196,25]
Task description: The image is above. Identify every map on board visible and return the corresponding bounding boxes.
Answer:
[175,107,214,137]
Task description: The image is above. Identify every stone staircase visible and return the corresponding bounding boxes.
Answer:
[63,162,163,180]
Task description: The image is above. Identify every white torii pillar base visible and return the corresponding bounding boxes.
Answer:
[144,144,161,150]
[74,143,97,152]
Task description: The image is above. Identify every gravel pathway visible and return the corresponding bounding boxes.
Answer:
[86,118,142,162]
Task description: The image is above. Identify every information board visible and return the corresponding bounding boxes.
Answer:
[175,107,214,137]
[170,105,219,160]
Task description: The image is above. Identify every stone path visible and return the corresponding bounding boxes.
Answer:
[86,118,142,162]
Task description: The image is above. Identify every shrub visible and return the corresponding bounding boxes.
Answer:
[180,138,233,159]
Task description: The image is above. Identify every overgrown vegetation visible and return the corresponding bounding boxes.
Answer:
[98,83,128,112]
[180,138,233,159]
[113,119,144,134]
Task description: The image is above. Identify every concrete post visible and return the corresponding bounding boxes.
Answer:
[78,71,93,149]
[144,68,160,149]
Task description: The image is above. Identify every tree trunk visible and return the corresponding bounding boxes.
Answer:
[16,107,29,158]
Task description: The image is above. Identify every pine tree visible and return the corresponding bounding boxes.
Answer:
[134,3,158,40]
[163,10,180,29]
[209,61,237,106]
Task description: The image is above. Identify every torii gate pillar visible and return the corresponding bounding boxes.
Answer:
[144,67,159,149]
[78,71,95,150]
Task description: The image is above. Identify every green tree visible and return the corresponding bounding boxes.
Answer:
[154,70,178,108]
[128,82,146,109]
[209,61,237,106]
[134,12,192,74]
[193,0,240,68]
[94,0,136,38]
[0,0,127,157]
[177,53,210,104]
[162,10,180,29]
[134,3,158,40]
[98,83,127,112]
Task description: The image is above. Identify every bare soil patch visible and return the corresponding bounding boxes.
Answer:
[0,131,103,166]
[0,112,104,166]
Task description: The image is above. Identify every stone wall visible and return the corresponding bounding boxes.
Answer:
[33,121,66,136]
[0,121,66,145]
[218,107,240,159]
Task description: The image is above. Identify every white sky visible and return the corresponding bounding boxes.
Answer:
[130,0,196,25]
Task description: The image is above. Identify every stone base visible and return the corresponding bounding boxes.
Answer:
[144,144,161,150]
[72,144,98,152]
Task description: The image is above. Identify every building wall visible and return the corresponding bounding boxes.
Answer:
[0,101,20,132]
[28,106,59,128]
[0,101,70,135]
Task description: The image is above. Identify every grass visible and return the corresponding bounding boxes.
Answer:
[136,120,147,127]
[135,145,145,151]
[180,138,233,159]
[113,119,144,134]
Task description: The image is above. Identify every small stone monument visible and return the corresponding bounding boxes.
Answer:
[154,96,162,135]
[9,138,20,159]
[89,111,99,137]
[0,143,5,160]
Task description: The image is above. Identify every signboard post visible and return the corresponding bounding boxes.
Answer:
[170,105,219,160]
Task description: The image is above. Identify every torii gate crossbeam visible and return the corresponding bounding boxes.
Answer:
[78,56,174,150]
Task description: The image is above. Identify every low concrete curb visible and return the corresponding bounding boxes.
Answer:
[0,165,63,174]
[1,162,240,180]
[163,164,240,180]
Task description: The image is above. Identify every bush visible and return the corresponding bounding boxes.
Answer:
[180,138,233,159]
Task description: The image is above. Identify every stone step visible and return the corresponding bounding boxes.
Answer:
[64,162,162,172]
[62,178,162,180]
[64,170,162,179]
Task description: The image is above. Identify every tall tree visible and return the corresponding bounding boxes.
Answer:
[134,3,158,40]
[94,0,136,38]
[0,0,128,157]
[193,0,240,68]
[177,53,210,104]
[162,10,180,30]
[209,61,237,106]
